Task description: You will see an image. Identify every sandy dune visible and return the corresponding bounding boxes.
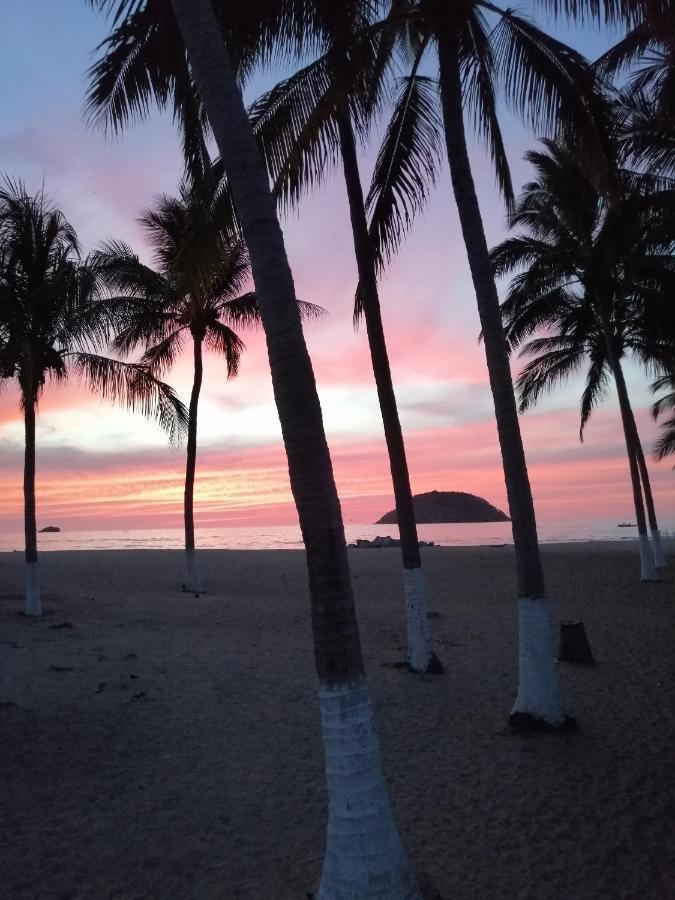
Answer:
[1,544,673,899]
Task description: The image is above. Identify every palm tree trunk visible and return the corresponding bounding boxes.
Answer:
[437,36,566,728]
[22,373,41,617]
[183,334,204,593]
[335,108,439,675]
[630,415,667,568]
[597,308,658,580]
[169,2,420,895]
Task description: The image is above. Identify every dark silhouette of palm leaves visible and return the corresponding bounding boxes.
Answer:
[0,178,187,441]
[491,139,675,439]
[355,0,604,313]
[95,183,322,375]
[652,373,675,460]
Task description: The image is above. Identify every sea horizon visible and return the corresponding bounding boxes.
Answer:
[2,517,674,552]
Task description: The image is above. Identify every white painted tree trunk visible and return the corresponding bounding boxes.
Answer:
[183,548,201,594]
[403,567,432,673]
[511,596,566,726]
[640,534,659,581]
[24,561,41,617]
[317,682,421,900]
[650,529,667,569]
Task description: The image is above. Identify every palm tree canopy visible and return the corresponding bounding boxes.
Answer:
[595,2,675,174]
[84,0,344,179]
[597,2,675,114]
[248,0,606,291]
[85,1,605,278]
[652,372,675,460]
[94,181,323,378]
[0,178,188,441]
[490,138,675,437]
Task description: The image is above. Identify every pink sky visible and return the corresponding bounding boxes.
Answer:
[0,2,673,532]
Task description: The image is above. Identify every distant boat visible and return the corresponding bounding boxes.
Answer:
[617,522,637,528]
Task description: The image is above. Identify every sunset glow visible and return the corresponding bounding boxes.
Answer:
[1,1,673,533]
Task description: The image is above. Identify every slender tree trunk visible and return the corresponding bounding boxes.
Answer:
[335,108,439,674]
[630,415,667,568]
[22,374,41,617]
[597,309,658,580]
[437,36,566,728]
[183,334,203,593]
[169,2,420,895]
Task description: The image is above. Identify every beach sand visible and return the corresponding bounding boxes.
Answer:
[1,544,673,899]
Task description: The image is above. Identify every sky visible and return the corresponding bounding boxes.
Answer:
[0,1,673,532]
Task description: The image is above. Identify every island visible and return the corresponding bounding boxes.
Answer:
[375,491,510,524]
[39,525,61,533]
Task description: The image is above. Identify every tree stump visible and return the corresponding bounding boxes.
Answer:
[558,620,595,664]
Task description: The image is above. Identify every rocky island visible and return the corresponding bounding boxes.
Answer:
[39,525,61,533]
[376,490,510,524]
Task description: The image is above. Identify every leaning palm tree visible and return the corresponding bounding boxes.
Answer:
[87,2,421,895]
[491,140,675,577]
[248,2,443,674]
[97,183,322,594]
[0,178,187,616]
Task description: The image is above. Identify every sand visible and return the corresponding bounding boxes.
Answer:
[1,543,673,899]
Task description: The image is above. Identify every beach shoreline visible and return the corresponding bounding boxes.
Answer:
[1,546,673,898]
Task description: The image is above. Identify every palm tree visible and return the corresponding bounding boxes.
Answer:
[491,140,675,577]
[652,373,675,462]
[88,2,421,895]
[353,0,605,728]
[97,183,322,593]
[248,3,443,674]
[0,178,187,616]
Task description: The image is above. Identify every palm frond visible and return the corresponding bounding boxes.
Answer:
[364,68,441,270]
[139,329,185,377]
[515,337,586,411]
[579,349,611,439]
[462,8,514,208]
[67,351,188,444]
[249,55,341,210]
[203,321,244,378]
[535,0,646,26]
[490,8,600,145]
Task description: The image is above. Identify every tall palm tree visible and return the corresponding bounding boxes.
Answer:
[248,3,443,674]
[97,184,322,593]
[652,373,675,462]
[0,178,187,616]
[356,0,605,728]
[88,2,421,895]
[491,140,675,577]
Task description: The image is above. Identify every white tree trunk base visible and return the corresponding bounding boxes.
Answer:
[403,567,442,674]
[640,534,659,581]
[650,529,667,569]
[316,681,422,900]
[182,548,202,594]
[24,561,41,617]
[510,597,574,732]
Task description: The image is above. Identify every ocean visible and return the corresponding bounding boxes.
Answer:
[2,518,674,552]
